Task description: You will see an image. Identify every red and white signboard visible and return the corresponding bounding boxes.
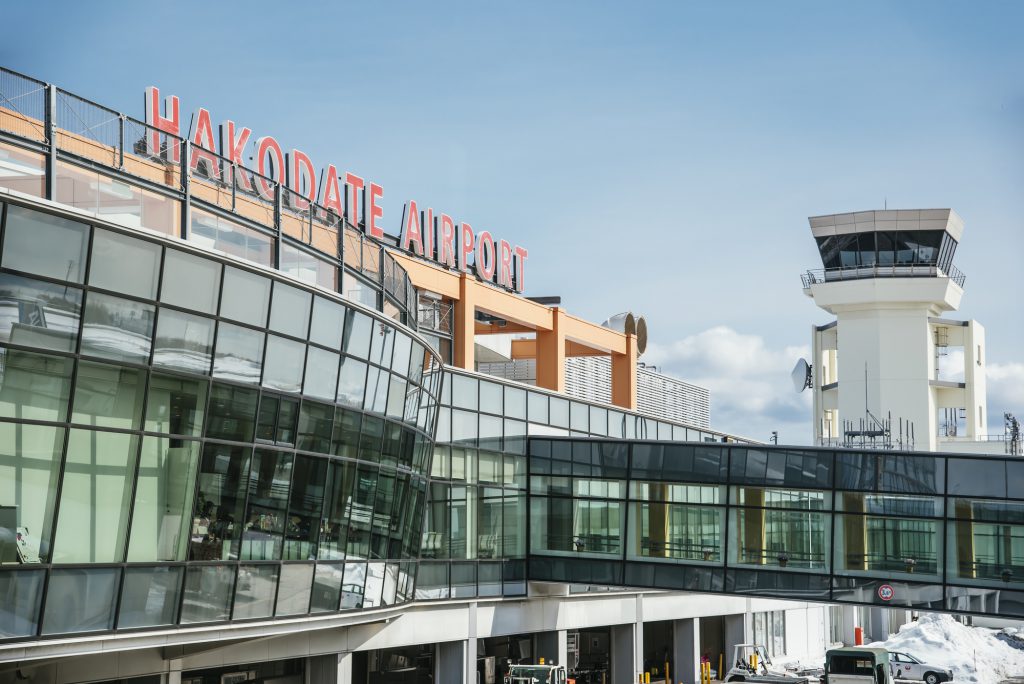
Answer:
[877,584,895,601]
[145,87,528,293]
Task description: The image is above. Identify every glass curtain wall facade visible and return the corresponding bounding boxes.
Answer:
[527,438,1024,618]
[0,198,440,641]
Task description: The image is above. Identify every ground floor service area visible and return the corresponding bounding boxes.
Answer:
[0,590,838,684]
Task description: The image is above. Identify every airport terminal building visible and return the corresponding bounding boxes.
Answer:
[0,68,1022,684]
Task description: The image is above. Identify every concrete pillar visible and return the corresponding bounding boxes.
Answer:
[305,654,352,684]
[611,623,637,684]
[535,630,569,668]
[867,607,889,643]
[167,659,183,684]
[673,618,700,684]
[611,332,638,411]
[724,613,746,669]
[536,308,566,394]
[454,273,475,370]
[436,641,467,684]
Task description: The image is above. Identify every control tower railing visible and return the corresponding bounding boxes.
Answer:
[801,263,966,289]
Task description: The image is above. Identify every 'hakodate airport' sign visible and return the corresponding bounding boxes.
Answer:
[145,87,528,292]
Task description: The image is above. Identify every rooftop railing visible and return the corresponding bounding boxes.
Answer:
[0,65,417,325]
[801,262,966,289]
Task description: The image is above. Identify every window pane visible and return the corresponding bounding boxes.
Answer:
[241,449,293,560]
[337,356,367,408]
[144,373,207,436]
[233,564,279,619]
[190,207,273,266]
[0,347,72,422]
[2,205,88,283]
[205,383,258,442]
[270,282,312,338]
[304,346,339,400]
[452,375,478,410]
[297,402,334,454]
[71,361,145,429]
[89,229,161,299]
[41,567,118,634]
[342,309,372,359]
[309,296,346,348]
[213,322,264,384]
[276,563,314,616]
[180,565,235,624]
[0,423,64,563]
[0,570,44,637]
[220,266,270,327]
[117,566,182,629]
[81,292,155,363]
[0,272,81,352]
[153,309,214,374]
[320,461,356,560]
[263,334,305,393]
[190,443,251,561]
[127,437,200,562]
[392,333,412,377]
[342,562,366,609]
[310,563,343,612]
[52,429,138,563]
[160,249,220,314]
[285,455,328,560]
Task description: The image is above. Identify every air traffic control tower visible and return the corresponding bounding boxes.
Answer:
[801,209,988,453]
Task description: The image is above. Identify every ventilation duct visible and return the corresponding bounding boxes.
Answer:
[602,312,648,357]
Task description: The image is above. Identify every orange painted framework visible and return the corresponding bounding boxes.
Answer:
[391,252,638,411]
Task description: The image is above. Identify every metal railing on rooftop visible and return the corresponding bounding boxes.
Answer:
[0,65,416,324]
[801,263,966,289]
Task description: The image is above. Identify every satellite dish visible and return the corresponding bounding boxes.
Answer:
[791,358,813,393]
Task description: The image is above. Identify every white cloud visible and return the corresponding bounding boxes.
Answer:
[644,326,813,444]
[987,361,1024,433]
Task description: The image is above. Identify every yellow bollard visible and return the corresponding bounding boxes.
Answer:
[665,661,670,683]
[719,653,724,681]
[646,673,651,684]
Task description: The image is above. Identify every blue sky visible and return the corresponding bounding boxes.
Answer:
[4,1,1022,441]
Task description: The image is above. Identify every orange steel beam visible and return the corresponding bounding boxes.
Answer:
[511,338,609,359]
[475,321,536,335]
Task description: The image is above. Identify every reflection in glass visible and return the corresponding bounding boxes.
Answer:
[0,272,81,352]
[303,346,339,400]
[241,449,293,560]
[276,563,314,616]
[180,565,235,624]
[145,373,207,436]
[160,249,220,314]
[262,334,305,393]
[117,566,183,629]
[284,455,327,560]
[320,461,355,560]
[220,266,270,327]
[0,423,64,563]
[269,282,311,339]
[41,568,118,634]
[190,443,251,561]
[213,322,264,384]
[309,296,346,348]
[310,563,343,612]
[342,562,366,609]
[2,204,89,283]
[127,437,200,561]
[0,570,44,637]
[81,291,155,363]
[52,429,138,563]
[629,501,723,563]
[233,564,279,619]
[89,228,161,299]
[0,347,72,422]
[337,356,367,408]
[205,383,258,442]
[342,309,372,359]
[71,361,145,430]
[297,401,333,454]
[153,309,214,374]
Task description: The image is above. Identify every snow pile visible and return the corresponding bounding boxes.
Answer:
[868,613,1024,684]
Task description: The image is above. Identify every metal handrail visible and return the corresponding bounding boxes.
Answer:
[801,263,966,288]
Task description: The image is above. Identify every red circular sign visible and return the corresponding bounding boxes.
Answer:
[878,584,895,601]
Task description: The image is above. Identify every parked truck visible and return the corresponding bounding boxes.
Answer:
[823,648,893,684]
[504,663,570,684]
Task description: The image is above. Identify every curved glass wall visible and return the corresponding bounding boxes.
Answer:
[0,199,440,640]
[0,67,416,327]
